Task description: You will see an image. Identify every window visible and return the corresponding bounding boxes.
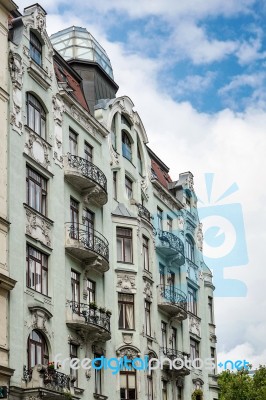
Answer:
[26,245,48,295]
[143,236,149,271]
[190,339,200,366]
[137,144,142,174]
[87,279,96,304]
[167,216,173,232]
[120,369,136,400]
[26,167,47,215]
[159,264,165,288]
[121,115,131,129]
[168,272,175,297]
[70,198,79,239]
[177,386,182,400]
[211,347,216,373]
[70,344,79,385]
[69,130,78,155]
[28,330,48,368]
[84,141,93,163]
[118,293,134,330]
[111,114,117,149]
[30,31,42,65]
[208,297,214,324]
[161,321,167,351]
[27,93,46,138]
[185,196,191,211]
[83,208,94,242]
[147,370,153,400]
[116,227,133,263]
[113,171,118,200]
[71,270,80,305]
[186,235,195,262]
[188,286,197,315]
[145,300,152,337]
[125,176,133,199]
[122,131,132,161]
[171,327,177,353]
[94,354,103,395]
[162,381,168,400]
[157,207,163,231]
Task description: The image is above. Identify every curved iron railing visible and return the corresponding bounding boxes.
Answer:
[43,369,70,389]
[160,347,188,361]
[67,153,107,192]
[137,204,152,222]
[68,301,111,332]
[158,230,184,254]
[66,223,109,262]
[158,285,187,310]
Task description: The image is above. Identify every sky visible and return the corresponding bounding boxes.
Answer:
[17,0,266,370]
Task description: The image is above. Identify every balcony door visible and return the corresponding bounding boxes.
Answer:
[83,208,94,247]
[70,198,79,239]
[168,271,175,301]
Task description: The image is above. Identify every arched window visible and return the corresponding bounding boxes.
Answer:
[27,93,46,138]
[28,330,49,368]
[121,114,131,129]
[137,143,142,174]
[111,114,117,149]
[122,131,132,161]
[186,235,195,262]
[30,31,42,65]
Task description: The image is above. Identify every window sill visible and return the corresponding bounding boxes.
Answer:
[24,203,54,225]
[25,287,52,304]
[28,60,52,90]
[24,125,52,148]
[93,393,108,400]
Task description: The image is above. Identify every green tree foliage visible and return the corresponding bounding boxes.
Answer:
[218,366,266,400]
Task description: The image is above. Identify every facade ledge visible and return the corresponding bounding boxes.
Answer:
[93,394,108,400]
[24,204,53,249]
[0,216,11,231]
[0,273,16,291]
[28,305,53,320]
[157,285,187,321]
[152,178,183,211]
[0,365,15,377]
[0,86,9,102]
[27,60,52,90]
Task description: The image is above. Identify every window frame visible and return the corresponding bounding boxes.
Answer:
[208,296,214,324]
[84,141,93,163]
[190,338,200,366]
[30,31,42,65]
[120,369,137,400]
[70,343,79,386]
[28,330,48,369]
[71,270,80,307]
[87,279,96,304]
[27,93,46,138]
[143,236,150,271]
[94,353,103,395]
[145,300,152,337]
[161,321,167,351]
[188,286,197,315]
[157,207,163,231]
[26,245,48,295]
[26,166,47,216]
[186,235,195,262]
[122,131,132,161]
[113,171,118,200]
[167,216,173,232]
[125,176,133,199]
[116,227,133,264]
[69,129,78,155]
[118,293,135,330]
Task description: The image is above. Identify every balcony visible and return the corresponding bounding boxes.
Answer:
[160,347,190,376]
[65,223,109,272]
[21,365,78,399]
[156,230,185,265]
[66,301,111,341]
[137,204,153,223]
[64,154,108,206]
[157,285,187,321]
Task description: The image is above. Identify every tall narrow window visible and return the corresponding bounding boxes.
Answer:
[69,130,78,155]
[167,216,173,232]
[111,115,117,149]
[26,167,47,215]
[159,264,165,288]
[186,235,195,262]
[26,245,48,295]
[211,347,216,374]
[27,93,46,138]
[70,344,79,385]
[84,141,93,163]
[168,272,175,298]
[30,31,42,65]
[94,354,103,395]
[116,227,133,263]
[113,171,118,200]
[122,131,132,161]
[70,198,79,239]
[161,321,167,351]
[71,270,80,306]
[208,296,214,324]
[137,144,142,174]
[118,293,134,330]
[147,370,153,400]
[83,208,94,244]
[190,339,200,366]
[171,327,177,353]
[87,279,96,304]
[28,330,48,368]
[125,176,133,199]
[145,300,152,337]
[188,286,197,315]
[177,386,182,400]
[120,369,136,399]
[143,236,149,271]
[162,381,168,400]
[157,207,163,231]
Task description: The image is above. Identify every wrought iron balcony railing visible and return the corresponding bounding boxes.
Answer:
[23,365,70,390]
[66,153,107,192]
[68,301,111,332]
[158,284,187,311]
[137,203,152,222]
[66,223,109,262]
[157,230,184,254]
[160,347,189,361]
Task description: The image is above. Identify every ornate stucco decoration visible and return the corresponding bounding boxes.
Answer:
[25,206,53,247]
[187,260,199,283]
[141,178,149,199]
[177,215,185,231]
[28,305,53,338]
[196,222,203,251]
[189,314,201,338]
[186,173,194,192]
[116,345,141,359]
[52,95,64,126]
[10,86,22,134]
[9,51,24,89]
[117,273,136,293]
[110,141,119,166]
[25,128,52,171]
[122,333,133,345]
[143,280,153,300]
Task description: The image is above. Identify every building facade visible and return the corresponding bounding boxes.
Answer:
[5,4,219,400]
[0,0,17,393]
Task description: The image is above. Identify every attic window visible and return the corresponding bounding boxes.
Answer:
[30,31,42,66]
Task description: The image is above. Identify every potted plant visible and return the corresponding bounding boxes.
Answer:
[99,306,106,313]
[192,389,203,400]
[106,309,112,317]
[89,302,98,310]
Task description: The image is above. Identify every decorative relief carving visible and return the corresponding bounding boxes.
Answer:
[25,129,51,171]
[177,215,185,231]
[189,314,201,337]
[29,306,52,338]
[187,260,199,283]
[69,105,99,138]
[141,178,149,199]
[116,346,140,359]
[117,273,136,292]
[9,51,24,89]
[196,222,203,251]
[10,87,22,134]
[122,333,133,345]
[52,95,64,126]
[53,124,63,168]
[186,172,194,192]
[25,207,52,247]
[143,281,153,300]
